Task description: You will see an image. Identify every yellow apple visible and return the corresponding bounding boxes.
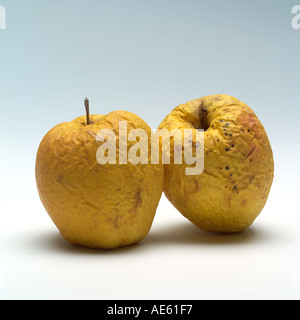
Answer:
[158,94,274,233]
[36,99,164,249]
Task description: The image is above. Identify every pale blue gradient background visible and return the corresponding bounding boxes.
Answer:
[1,0,300,299]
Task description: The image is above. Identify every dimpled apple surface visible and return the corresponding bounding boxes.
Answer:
[36,103,164,249]
[158,94,274,233]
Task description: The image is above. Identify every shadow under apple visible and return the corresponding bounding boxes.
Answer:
[144,219,271,247]
[30,218,273,255]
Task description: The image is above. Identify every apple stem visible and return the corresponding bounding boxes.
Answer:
[85,98,91,125]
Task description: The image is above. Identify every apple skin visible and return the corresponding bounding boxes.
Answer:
[158,94,274,233]
[36,111,164,249]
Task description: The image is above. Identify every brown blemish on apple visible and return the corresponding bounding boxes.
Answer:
[108,212,121,229]
[185,178,200,194]
[246,145,257,160]
[241,198,247,206]
[214,95,223,101]
[113,216,120,229]
[135,187,142,208]
[237,112,258,134]
[232,186,239,194]
[193,179,200,192]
